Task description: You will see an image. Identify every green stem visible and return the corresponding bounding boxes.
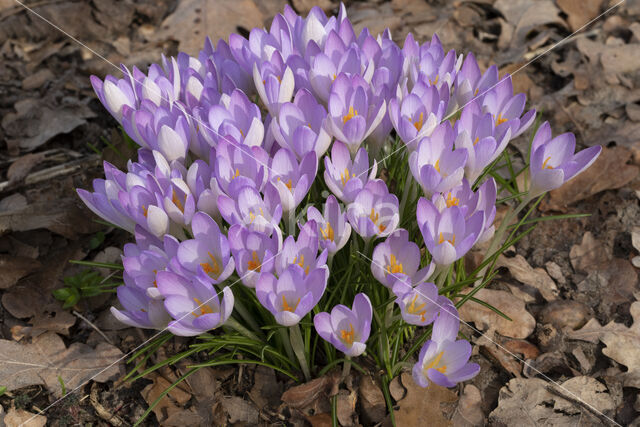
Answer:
[289,324,311,381]
[341,357,352,381]
[225,318,260,341]
[231,297,263,338]
[399,167,414,217]
[278,328,296,365]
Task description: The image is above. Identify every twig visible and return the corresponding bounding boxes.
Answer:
[72,310,114,345]
[90,383,124,426]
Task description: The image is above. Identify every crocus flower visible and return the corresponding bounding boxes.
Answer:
[409,122,468,197]
[119,183,172,238]
[177,212,235,284]
[214,139,269,196]
[417,197,483,266]
[453,52,499,108]
[253,51,295,116]
[90,71,136,121]
[122,235,180,299]
[371,229,434,288]
[324,141,377,204]
[528,122,601,198]
[306,195,352,254]
[202,89,264,147]
[269,148,318,214]
[110,282,171,329]
[270,89,332,159]
[326,74,386,155]
[480,76,535,139]
[412,302,480,388]
[347,179,399,240]
[276,220,328,276]
[392,280,446,326]
[313,293,372,357]
[218,185,283,236]
[228,224,282,288]
[389,80,448,149]
[256,264,328,326]
[156,271,234,336]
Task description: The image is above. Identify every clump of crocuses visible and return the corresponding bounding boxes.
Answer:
[80,1,600,400]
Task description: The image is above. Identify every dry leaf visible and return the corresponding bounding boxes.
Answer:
[569,231,610,273]
[451,384,484,427]
[281,374,338,409]
[358,375,386,425]
[557,0,604,31]
[141,371,193,423]
[4,406,47,427]
[7,153,46,183]
[539,300,592,331]
[459,288,536,339]
[0,255,41,290]
[249,365,282,409]
[489,377,615,425]
[336,389,357,426]
[541,146,639,212]
[0,331,123,397]
[601,44,640,74]
[222,396,260,425]
[497,254,559,301]
[395,372,458,426]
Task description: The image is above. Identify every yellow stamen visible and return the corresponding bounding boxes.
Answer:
[429,75,439,86]
[277,176,293,190]
[438,232,456,246]
[406,294,427,322]
[192,297,214,317]
[340,323,355,345]
[247,251,261,272]
[292,254,310,275]
[369,208,387,233]
[340,168,356,186]
[232,168,240,179]
[142,205,148,217]
[140,308,147,312]
[424,350,447,374]
[412,112,424,132]
[434,159,441,173]
[445,192,459,208]
[172,189,184,213]
[495,113,507,125]
[342,106,358,124]
[473,136,479,146]
[386,254,404,275]
[474,88,479,96]
[248,211,256,223]
[542,156,553,170]
[200,252,221,278]
[282,295,300,312]
[320,222,335,242]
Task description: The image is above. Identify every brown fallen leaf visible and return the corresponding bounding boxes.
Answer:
[0,331,123,397]
[459,288,536,339]
[477,330,523,378]
[569,231,610,273]
[556,0,604,31]
[395,372,458,426]
[248,365,282,409]
[358,375,386,425]
[141,371,194,424]
[497,254,559,301]
[0,255,41,290]
[601,44,640,75]
[221,396,260,425]
[336,389,357,426]
[7,152,46,184]
[539,300,592,331]
[291,0,335,15]
[540,146,639,212]
[4,406,47,427]
[281,373,339,410]
[489,377,615,425]
[451,385,484,427]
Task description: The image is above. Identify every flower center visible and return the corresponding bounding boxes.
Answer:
[172,189,185,213]
[424,350,447,374]
[406,294,427,322]
[247,251,261,272]
[281,294,300,312]
[232,168,240,179]
[445,192,459,208]
[495,113,507,125]
[277,176,293,191]
[248,207,265,224]
[429,75,439,86]
[340,323,355,346]
[192,297,214,317]
[200,251,221,278]
[343,106,358,124]
[434,159,440,173]
[542,156,553,170]
[473,136,479,146]
[320,222,335,242]
[412,112,424,132]
[292,254,310,275]
[438,232,456,246]
[142,205,148,217]
[340,168,356,186]
[370,208,386,233]
[386,254,404,275]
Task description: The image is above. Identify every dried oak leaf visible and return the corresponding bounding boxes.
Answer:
[3,406,47,427]
[568,295,640,388]
[556,0,604,32]
[540,146,639,212]
[497,254,559,301]
[0,255,41,290]
[141,371,195,424]
[459,288,536,339]
[0,331,123,397]
[451,384,484,427]
[395,372,458,426]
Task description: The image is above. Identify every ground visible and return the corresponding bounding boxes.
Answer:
[0,0,639,426]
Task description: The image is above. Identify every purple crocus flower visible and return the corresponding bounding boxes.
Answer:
[371,229,434,288]
[218,185,283,236]
[177,212,235,284]
[256,264,328,326]
[122,235,180,299]
[389,80,448,150]
[90,71,136,121]
[271,89,332,159]
[214,139,269,196]
[412,302,480,388]
[313,293,372,357]
[453,52,499,109]
[402,33,461,93]
[119,183,172,238]
[528,122,601,198]
[307,195,352,254]
[269,148,318,214]
[326,74,386,155]
[324,141,377,204]
[201,89,264,147]
[417,197,483,266]
[228,224,282,288]
[156,271,234,336]
[253,51,295,116]
[392,279,446,326]
[276,220,328,276]
[347,179,399,240]
[110,281,171,329]
[480,76,535,139]
[409,122,468,197]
